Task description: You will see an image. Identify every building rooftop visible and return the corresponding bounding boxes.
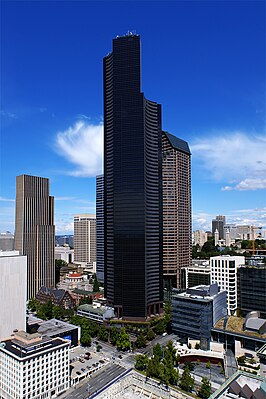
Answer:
[37,319,79,336]
[214,316,266,340]
[78,304,106,315]
[164,131,191,155]
[173,283,224,301]
[0,332,69,359]
[37,286,67,302]
[209,371,266,399]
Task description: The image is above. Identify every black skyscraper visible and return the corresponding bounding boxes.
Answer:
[104,33,163,320]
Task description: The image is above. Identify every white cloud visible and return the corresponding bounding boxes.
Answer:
[0,110,17,119]
[0,197,15,202]
[222,178,266,191]
[55,220,74,234]
[55,120,103,177]
[192,207,266,231]
[191,132,266,191]
[54,196,76,201]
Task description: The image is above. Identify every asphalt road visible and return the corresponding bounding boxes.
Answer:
[64,364,127,399]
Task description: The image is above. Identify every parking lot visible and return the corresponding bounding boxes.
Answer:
[70,342,111,385]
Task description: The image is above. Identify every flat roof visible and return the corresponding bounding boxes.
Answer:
[78,304,106,315]
[1,336,69,360]
[37,319,79,336]
[214,316,266,340]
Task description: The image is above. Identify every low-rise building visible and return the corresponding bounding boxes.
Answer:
[181,262,210,289]
[55,245,74,264]
[209,371,266,399]
[36,286,75,308]
[37,319,81,346]
[77,303,114,324]
[172,283,227,349]
[0,331,70,399]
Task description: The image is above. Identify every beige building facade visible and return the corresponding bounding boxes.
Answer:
[74,214,96,269]
[15,174,55,299]
[162,131,192,289]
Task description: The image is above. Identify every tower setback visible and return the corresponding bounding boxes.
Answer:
[104,34,163,320]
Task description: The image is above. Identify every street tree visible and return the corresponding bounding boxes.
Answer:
[198,377,212,399]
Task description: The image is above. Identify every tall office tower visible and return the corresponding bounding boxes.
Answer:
[104,33,163,320]
[212,215,226,239]
[210,255,245,315]
[96,175,104,282]
[0,251,27,340]
[15,175,55,299]
[74,214,96,270]
[162,131,191,289]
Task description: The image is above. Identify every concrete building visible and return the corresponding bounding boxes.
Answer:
[212,215,226,240]
[74,214,96,270]
[55,235,74,248]
[162,131,191,289]
[181,263,211,289]
[55,245,74,264]
[77,303,114,324]
[0,331,70,399]
[236,225,251,240]
[210,255,245,315]
[0,232,14,251]
[237,264,266,318]
[37,319,81,347]
[172,283,227,349]
[96,174,104,282]
[104,33,163,320]
[193,230,208,247]
[0,251,27,340]
[15,174,55,299]
[209,371,266,399]
[223,224,238,241]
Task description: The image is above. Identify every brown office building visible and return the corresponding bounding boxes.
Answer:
[162,131,192,289]
[15,175,55,299]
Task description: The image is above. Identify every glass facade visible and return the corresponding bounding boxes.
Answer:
[237,266,266,318]
[104,34,163,320]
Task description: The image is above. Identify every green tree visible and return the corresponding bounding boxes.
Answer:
[52,305,63,319]
[116,327,131,351]
[198,377,212,399]
[206,361,211,369]
[93,274,100,292]
[110,325,119,345]
[55,259,68,268]
[80,329,91,347]
[28,298,38,312]
[153,343,163,360]
[179,367,194,392]
[146,328,155,341]
[136,333,146,348]
[98,325,109,342]
[135,354,149,371]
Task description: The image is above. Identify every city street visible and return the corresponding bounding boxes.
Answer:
[63,364,127,399]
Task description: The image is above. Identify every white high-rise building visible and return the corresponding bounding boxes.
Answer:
[0,331,70,399]
[193,230,208,247]
[0,251,27,340]
[74,214,96,270]
[210,255,245,315]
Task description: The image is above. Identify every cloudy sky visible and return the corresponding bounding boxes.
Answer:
[1,1,265,234]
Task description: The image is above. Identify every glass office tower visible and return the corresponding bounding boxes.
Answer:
[104,33,163,320]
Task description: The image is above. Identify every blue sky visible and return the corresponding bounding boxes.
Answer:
[1,0,265,234]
